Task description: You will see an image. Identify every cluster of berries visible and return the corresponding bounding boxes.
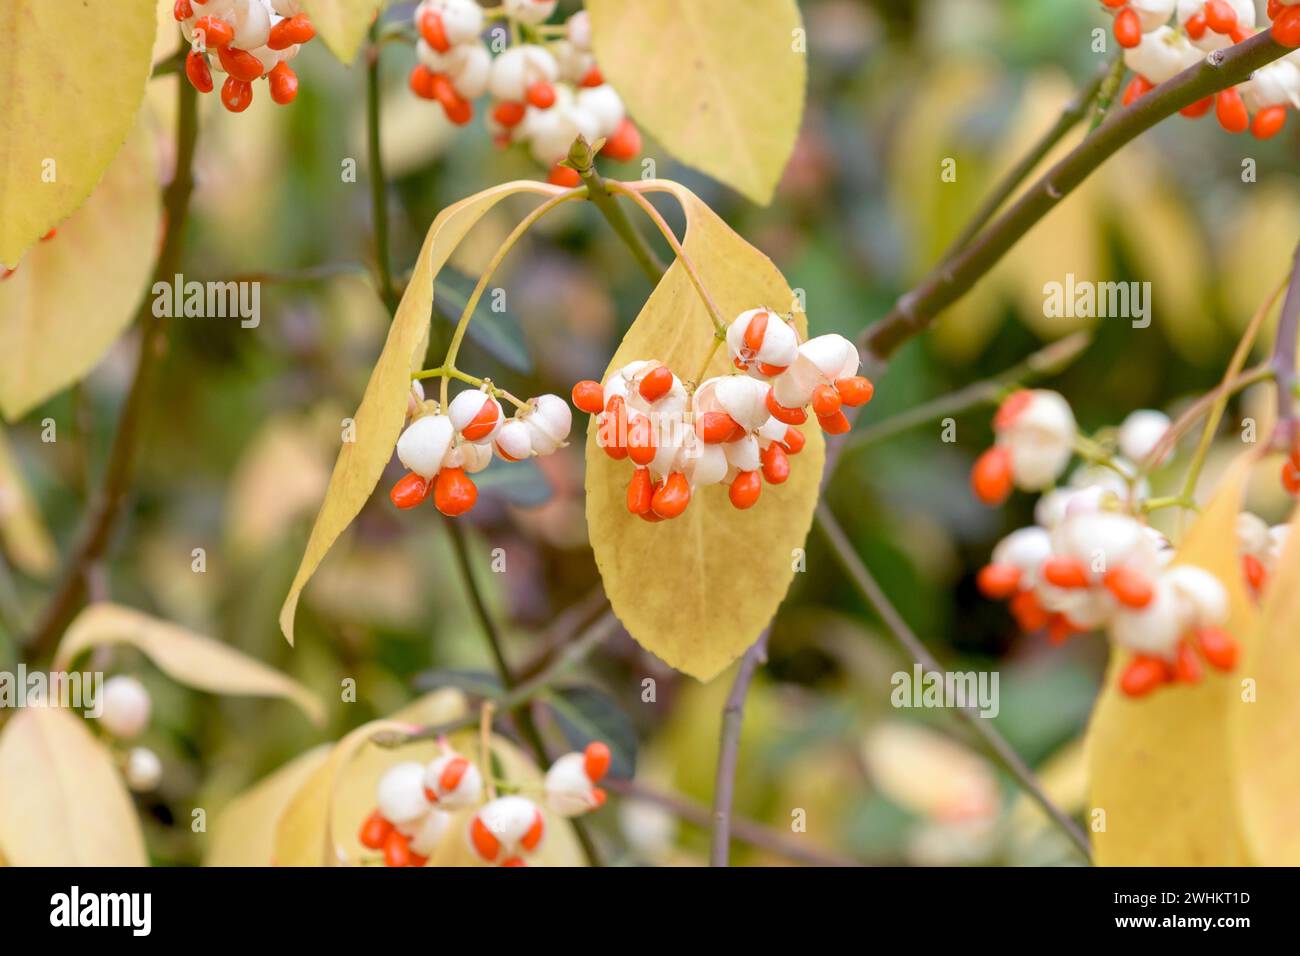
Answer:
[409,2,640,184]
[390,381,572,517]
[1107,0,1300,138]
[569,311,873,522]
[359,741,610,867]
[971,393,1242,697]
[1237,509,1290,593]
[173,0,315,112]
[99,676,164,793]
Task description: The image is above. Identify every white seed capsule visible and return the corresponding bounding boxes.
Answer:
[469,795,544,862]
[991,526,1053,577]
[448,390,503,443]
[489,45,558,103]
[504,0,558,26]
[679,440,728,487]
[100,676,151,740]
[544,752,600,817]
[124,747,163,792]
[494,419,534,461]
[377,761,431,825]
[398,807,451,856]
[418,0,486,45]
[566,10,592,49]
[525,394,572,454]
[397,413,455,480]
[1124,26,1201,83]
[576,84,624,139]
[1163,564,1228,628]
[232,0,272,51]
[444,437,494,473]
[1117,409,1171,464]
[1108,577,1186,659]
[723,434,761,474]
[424,752,484,809]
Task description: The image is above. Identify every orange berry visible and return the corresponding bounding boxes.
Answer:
[1103,565,1153,607]
[761,442,790,484]
[409,65,436,99]
[548,163,581,187]
[1114,7,1142,47]
[729,471,762,509]
[1009,589,1049,632]
[420,10,451,51]
[469,816,500,861]
[409,851,429,867]
[1119,655,1169,697]
[1196,627,1238,670]
[520,811,545,851]
[627,415,656,465]
[268,61,298,106]
[993,389,1033,431]
[1185,9,1208,39]
[1122,74,1154,107]
[591,786,607,806]
[1047,615,1074,646]
[811,383,841,418]
[600,117,642,161]
[220,76,253,113]
[1180,95,1213,118]
[1174,640,1203,683]
[584,742,611,781]
[757,362,788,376]
[193,15,234,48]
[1282,457,1300,495]
[1204,0,1238,33]
[743,310,768,353]
[698,411,741,444]
[976,563,1021,600]
[817,410,850,434]
[970,446,1013,505]
[185,49,213,94]
[359,810,392,849]
[383,829,412,867]
[1252,105,1287,139]
[269,14,315,50]
[765,387,807,425]
[599,396,628,458]
[461,398,500,441]
[626,467,652,515]
[1270,0,1283,19]
[501,856,527,867]
[1216,87,1249,134]
[390,472,431,509]
[439,756,469,792]
[1042,556,1090,589]
[638,365,674,403]
[781,426,805,454]
[835,375,874,407]
[1243,553,1267,593]
[1275,7,1300,47]
[580,65,603,87]
[217,45,263,81]
[434,467,478,516]
[651,471,692,518]
[173,0,193,22]
[526,80,556,109]
[571,380,605,414]
[493,100,526,127]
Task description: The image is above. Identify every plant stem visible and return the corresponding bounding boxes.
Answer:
[941,58,1115,261]
[607,181,728,336]
[610,778,863,867]
[1088,55,1128,132]
[439,188,583,406]
[25,69,200,659]
[709,629,769,867]
[861,31,1290,361]
[367,27,399,314]
[1270,241,1300,452]
[569,145,667,284]
[842,331,1091,455]
[813,503,1093,862]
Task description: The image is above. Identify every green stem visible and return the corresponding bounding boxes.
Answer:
[568,142,667,284]
[367,28,399,314]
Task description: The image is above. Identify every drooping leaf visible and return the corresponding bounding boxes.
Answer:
[585,0,806,205]
[0,118,162,419]
[53,602,325,725]
[204,745,331,867]
[1230,499,1300,865]
[0,425,56,576]
[279,182,567,644]
[1086,455,1259,865]
[299,0,387,65]
[0,706,147,866]
[584,181,824,681]
[0,0,156,265]
[544,685,637,779]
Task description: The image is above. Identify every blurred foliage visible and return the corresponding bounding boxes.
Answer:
[2,0,1299,866]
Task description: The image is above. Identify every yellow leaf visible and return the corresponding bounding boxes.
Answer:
[0,706,147,866]
[0,118,162,419]
[585,0,806,205]
[275,690,584,866]
[204,745,331,866]
[0,425,56,576]
[299,0,386,65]
[0,0,156,264]
[1086,455,1259,865]
[1231,500,1300,864]
[279,181,565,644]
[585,181,824,681]
[53,602,325,725]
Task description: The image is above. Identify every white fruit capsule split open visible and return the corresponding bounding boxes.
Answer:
[449,389,503,443]
[397,413,455,480]
[525,393,572,454]
[377,762,432,825]
[424,752,484,809]
[544,753,601,817]
[494,419,534,461]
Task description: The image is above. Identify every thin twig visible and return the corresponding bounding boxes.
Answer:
[568,137,667,284]
[610,778,863,867]
[710,629,770,867]
[862,31,1290,361]
[813,503,1093,862]
[25,68,201,658]
[367,28,399,314]
[1269,241,1300,451]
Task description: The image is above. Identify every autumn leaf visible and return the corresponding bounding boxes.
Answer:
[0,0,156,265]
[0,118,163,420]
[0,706,148,866]
[0,424,56,577]
[279,181,567,645]
[584,181,824,681]
[53,602,325,725]
[299,0,386,65]
[585,0,806,205]
[1085,455,1259,866]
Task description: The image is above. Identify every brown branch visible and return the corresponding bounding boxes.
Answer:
[709,629,769,867]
